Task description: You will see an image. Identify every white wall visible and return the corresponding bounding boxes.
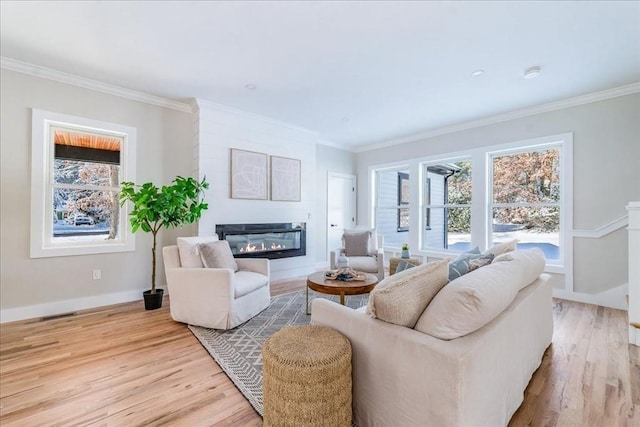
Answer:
[356,93,640,306]
[0,70,195,321]
[194,100,319,280]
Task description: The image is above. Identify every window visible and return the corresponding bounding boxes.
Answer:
[373,167,409,247]
[397,172,409,232]
[31,109,136,257]
[370,132,572,272]
[421,160,472,252]
[489,145,561,261]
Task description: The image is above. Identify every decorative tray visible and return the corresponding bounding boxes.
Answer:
[325,269,366,282]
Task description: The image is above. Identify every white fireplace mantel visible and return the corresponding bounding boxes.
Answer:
[627,201,640,346]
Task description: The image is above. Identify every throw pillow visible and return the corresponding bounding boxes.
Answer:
[198,240,239,272]
[483,239,518,257]
[343,230,371,257]
[448,248,494,281]
[177,235,219,268]
[493,248,545,290]
[414,260,522,340]
[395,260,416,273]
[366,258,449,328]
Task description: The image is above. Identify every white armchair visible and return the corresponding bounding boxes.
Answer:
[330,229,385,281]
[163,241,270,330]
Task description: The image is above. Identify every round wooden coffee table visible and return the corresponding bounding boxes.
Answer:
[306,271,378,315]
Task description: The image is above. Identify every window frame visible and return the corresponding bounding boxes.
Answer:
[30,109,136,258]
[420,157,473,252]
[396,171,410,232]
[487,141,569,270]
[367,132,572,276]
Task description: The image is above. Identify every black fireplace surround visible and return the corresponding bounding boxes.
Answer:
[215,223,306,260]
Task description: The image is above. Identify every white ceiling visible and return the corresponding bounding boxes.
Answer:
[1,1,639,150]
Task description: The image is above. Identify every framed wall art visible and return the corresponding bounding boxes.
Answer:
[230,149,268,200]
[270,155,301,202]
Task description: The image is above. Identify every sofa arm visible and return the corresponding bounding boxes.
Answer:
[165,267,235,299]
[165,267,238,329]
[236,258,270,277]
[311,298,461,427]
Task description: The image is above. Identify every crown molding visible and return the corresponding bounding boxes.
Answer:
[1,57,193,113]
[353,82,640,153]
[316,138,350,151]
[195,98,319,138]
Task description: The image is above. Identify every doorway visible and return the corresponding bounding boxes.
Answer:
[327,172,356,259]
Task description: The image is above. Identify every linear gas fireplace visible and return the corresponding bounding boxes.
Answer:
[215,223,306,260]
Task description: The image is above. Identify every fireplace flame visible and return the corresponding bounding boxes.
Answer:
[239,242,286,253]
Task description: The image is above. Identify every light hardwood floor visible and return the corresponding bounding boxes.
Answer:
[1,279,638,426]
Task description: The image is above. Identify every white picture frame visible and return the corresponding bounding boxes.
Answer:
[230,149,268,200]
[270,156,301,202]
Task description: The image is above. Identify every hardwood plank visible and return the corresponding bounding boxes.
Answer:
[1,278,638,426]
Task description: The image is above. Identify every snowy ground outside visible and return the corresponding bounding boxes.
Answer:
[448,229,559,259]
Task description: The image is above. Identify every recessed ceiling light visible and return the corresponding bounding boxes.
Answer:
[245,84,256,90]
[523,66,541,79]
[471,69,485,77]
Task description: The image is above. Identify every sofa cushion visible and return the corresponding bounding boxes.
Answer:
[448,249,494,281]
[415,249,544,339]
[233,271,269,298]
[366,259,449,328]
[494,248,546,290]
[343,230,371,256]
[483,239,518,257]
[348,256,378,273]
[198,240,239,272]
[177,235,219,268]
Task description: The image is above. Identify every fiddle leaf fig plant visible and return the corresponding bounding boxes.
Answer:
[120,176,209,294]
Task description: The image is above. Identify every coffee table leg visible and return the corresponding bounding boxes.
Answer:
[340,291,345,305]
[306,284,310,315]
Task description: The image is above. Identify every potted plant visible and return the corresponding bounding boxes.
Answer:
[120,176,209,310]
[401,243,410,259]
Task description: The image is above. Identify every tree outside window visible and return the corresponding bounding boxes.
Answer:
[31,109,136,258]
[491,147,560,259]
[422,160,472,252]
[397,172,409,232]
[52,128,122,243]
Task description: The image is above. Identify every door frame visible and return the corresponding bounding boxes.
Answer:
[326,172,357,260]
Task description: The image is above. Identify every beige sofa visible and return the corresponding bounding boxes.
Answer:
[311,250,552,427]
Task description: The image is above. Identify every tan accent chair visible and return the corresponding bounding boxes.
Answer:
[330,229,385,281]
[163,241,270,330]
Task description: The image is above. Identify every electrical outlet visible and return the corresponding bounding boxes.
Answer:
[93,269,101,280]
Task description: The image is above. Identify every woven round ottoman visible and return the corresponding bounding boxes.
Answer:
[262,324,352,427]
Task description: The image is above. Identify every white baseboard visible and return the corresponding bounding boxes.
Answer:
[0,288,149,324]
[270,266,316,281]
[553,283,628,310]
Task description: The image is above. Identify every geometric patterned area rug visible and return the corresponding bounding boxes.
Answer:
[188,289,369,416]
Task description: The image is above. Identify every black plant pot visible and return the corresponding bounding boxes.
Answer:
[143,288,164,310]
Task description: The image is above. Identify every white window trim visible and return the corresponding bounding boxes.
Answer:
[30,109,137,258]
[370,164,411,248]
[488,142,564,266]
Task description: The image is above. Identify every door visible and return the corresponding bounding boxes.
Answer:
[327,173,356,258]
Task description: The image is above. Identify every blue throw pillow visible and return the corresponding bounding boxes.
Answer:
[395,260,416,273]
[448,248,494,281]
